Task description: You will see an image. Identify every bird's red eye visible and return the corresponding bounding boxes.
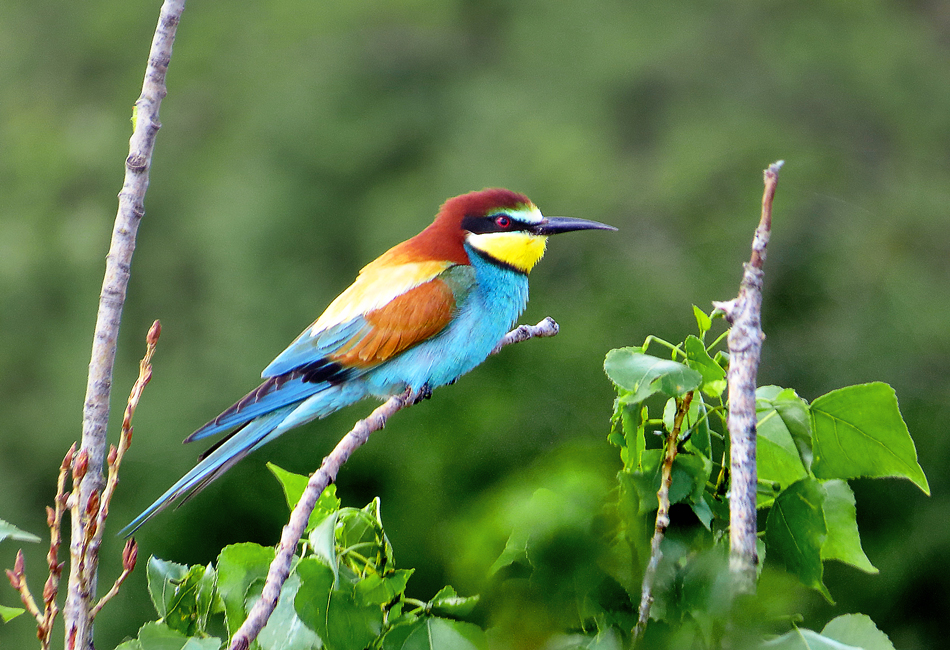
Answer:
[495,215,511,229]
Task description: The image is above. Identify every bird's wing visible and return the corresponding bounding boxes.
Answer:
[183,259,471,444]
[263,257,463,377]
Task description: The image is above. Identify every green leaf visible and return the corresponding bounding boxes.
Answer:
[609,472,653,593]
[268,463,341,531]
[160,563,217,636]
[612,401,648,470]
[427,586,479,618]
[545,630,623,650]
[337,499,394,571]
[662,397,676,433]
[757,387,812,470]
[118,621,222,650]
[765,478,833,602]
[756,406,808,490]
[0,604,25,622]
[690,493,715,530]
[684,335,726,397]
[146,557,190,619]
[294,557,336,618]
[216,543,275,636]
[247,572,321,650]
[356,569,413,606]
[819,481,877,574]
[0,518,40,544]
[683,398,712,460]
[810,383,929,494]
[604,349,701,404]
[382,617,486,650]
[308,511,340,582]
[295,557,383,650]
[759,628,862,649]
[625,450,708,515]
[693,305,712,336]
[821,614,895,650]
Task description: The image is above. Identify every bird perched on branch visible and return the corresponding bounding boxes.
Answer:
[123,188,615,534]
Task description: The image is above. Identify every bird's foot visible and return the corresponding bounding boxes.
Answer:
[412,383,433,404]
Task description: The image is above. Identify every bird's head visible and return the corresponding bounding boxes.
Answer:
[427,188,617,274]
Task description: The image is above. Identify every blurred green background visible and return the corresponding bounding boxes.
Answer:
[2,0,949,648]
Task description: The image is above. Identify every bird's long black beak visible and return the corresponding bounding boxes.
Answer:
[534,216,618,235]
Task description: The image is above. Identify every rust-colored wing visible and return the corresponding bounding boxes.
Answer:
[329,278,456,368]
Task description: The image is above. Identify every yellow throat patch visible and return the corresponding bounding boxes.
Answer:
[466,231,548,274]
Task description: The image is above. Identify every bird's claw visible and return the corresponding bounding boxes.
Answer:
[412,384,433,404]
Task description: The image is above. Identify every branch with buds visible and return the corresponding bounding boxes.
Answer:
[5,322,159,649]
[64,0,183,646]
[227,317,561,650]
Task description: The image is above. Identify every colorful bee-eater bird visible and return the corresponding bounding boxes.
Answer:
[122,188,615,534]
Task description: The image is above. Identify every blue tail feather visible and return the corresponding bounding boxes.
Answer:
[183,375,326,443]
[121,378,372,536]
[119,405,294,536]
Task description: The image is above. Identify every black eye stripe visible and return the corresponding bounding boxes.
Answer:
[461,213,533,234]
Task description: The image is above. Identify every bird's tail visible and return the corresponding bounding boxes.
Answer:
[120,379,368,536]
[119,405,295,536]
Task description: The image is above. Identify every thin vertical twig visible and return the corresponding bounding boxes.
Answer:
[633,391,694,644]
[712,160,783,594]
[64,3,185,648]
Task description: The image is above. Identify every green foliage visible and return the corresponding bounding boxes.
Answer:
[104,307,930,648]
[114,622,222,650]
[5,2,950,647]
[0,604,25,623]
[810,384,930,494]
[146,558,218,637]
[762,614,895,650]
[0,518,40,544]
[590,308,927,646]
[115,467,484,650]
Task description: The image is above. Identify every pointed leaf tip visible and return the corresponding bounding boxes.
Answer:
[810,383,929,494]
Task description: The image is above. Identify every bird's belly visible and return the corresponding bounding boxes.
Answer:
[362,268,530,397]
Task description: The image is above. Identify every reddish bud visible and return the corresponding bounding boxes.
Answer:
[6,568,19,589]
[46,506,55,528]
[86,491,100,519]
[107,445,118,466]
[15,549,25,576]
[147,320,161,345]
[73,450,88,481]
[123,538,138,571]
[62,443,77,471]
[43,575,56,605]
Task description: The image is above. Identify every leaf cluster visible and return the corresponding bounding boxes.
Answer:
[596,307,928,646]
[114,465,483,650]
